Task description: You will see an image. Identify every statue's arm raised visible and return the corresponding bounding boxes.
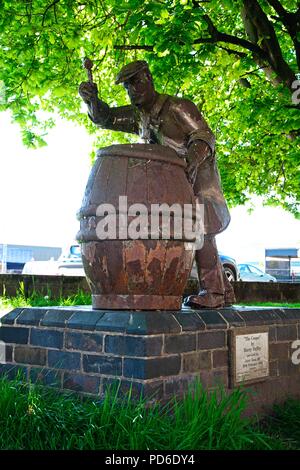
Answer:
[79,81,138,134]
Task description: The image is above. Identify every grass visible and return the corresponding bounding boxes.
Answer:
[0,285,92,316]
[238,302,300,308]
[0,285,299,315]
[0,374,294,450]
[257,399,300,449]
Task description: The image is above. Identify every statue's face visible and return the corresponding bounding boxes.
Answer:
[123,71,155,108]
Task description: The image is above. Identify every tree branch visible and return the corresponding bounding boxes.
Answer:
[42,0,60,26]
[194,7,270,59]
[113,44,153,51]
[193,30,269,59]
[266,0,300,70]
[217,46,246,58]
[266,0,288,18]
[113,34,267,57]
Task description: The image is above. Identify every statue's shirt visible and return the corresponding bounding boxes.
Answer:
[89,93,215,158]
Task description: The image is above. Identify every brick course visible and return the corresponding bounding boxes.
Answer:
[276,325,298,341]
[123,356,181,379]
[30,367,62,387]
[63,372,100,394]
[30,329,63,349]
[212,349,228,368]
[197,331,226,350]
[83,354,122,376]
[65,331,103,353]
[269,342,289,360]
[0,326,29,344]
[105,334,163,356]
[14,346,46,366]
[48,350,81,371]
[164,333,196,354]
[182,351,211,372]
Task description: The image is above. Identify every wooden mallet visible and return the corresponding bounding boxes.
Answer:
[83,57,94,83]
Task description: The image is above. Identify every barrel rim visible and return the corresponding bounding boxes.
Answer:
[96,144,187,168]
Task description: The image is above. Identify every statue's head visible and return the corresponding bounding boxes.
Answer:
[115,60,156,108]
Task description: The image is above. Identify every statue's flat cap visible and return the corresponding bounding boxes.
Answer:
[115,60,150,84]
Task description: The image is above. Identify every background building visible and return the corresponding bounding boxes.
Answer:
[265,248,300,281]
[0,244,62,273]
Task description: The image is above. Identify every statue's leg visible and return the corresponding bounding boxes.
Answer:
[184,234,225,308]
[222,270,236,305]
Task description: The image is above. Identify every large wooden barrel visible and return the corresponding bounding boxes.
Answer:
[76,144,198,310]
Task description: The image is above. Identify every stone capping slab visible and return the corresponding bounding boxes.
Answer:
[41,310,76,328]
[67,311,105,330]
[195,310,228,329]
[95,311,133,333]
[1,306,300,333]
[0,308,25,325]
[276,308,300,322]
[216,309,245,327]
[172,311,206,331]
[126,312,182,335]
[16,308,49,326]
[237,309,283,325]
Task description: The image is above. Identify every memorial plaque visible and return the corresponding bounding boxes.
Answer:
[229,327,269,387]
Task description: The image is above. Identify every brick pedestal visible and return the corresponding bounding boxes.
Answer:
[1,306,300,412]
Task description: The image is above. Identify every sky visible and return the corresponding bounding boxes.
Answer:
[0,110,299,266]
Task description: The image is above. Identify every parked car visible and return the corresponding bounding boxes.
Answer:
[56,244,85,276]
[22,259,59,275]
[219,254,240,281]
[238,263,277,282]
[22,245,85,277]
[190,254,239,282]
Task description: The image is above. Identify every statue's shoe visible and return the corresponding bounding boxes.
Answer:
[184,293,225,309]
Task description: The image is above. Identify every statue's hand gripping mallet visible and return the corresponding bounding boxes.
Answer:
[80,57,98,104]
[83,57,94,83]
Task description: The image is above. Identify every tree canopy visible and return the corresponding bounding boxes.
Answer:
[0,0,299,215]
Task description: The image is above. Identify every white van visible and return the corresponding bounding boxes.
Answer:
[56,244,85,276]
[22,244,85,276]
